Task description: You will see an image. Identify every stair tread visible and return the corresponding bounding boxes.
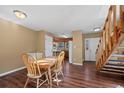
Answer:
[107,62,124,66]
[111,54,124,57]
[104,65,124,69]
[107,60,124,65]
[100,70,124,75]
[118,47,124,49]
[102,68,124,73]
[109,60,124,62]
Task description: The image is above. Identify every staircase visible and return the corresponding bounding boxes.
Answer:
[96,5,124,76]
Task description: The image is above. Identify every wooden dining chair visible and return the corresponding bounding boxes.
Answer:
[27,52,43,60]
[51,51,65,86]
[21,53,49,88]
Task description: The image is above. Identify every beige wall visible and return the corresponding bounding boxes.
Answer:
[37,31,45,55]
[0,18,38,74]
[72,31,84,65]
[82,35,85,62]
[37,31,54,57]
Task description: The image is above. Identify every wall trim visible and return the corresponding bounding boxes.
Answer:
[72,63,82,66]
[0,66,26,77]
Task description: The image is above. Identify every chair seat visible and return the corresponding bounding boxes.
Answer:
[27,74,42,78]
[27,71,47,79]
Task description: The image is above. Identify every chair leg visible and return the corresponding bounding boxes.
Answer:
[60,70,64,78]
[45,73,50,87]
[24,77,29,88]
[55,72,59,86]
[36,78,39,88]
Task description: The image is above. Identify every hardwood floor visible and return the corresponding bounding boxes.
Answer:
[0,61,124,88]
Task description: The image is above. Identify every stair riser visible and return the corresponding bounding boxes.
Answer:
[100,71,124,76]
[106,63,124,66]
[101,70,124,74]
[103,66,124,70]
[102,68,124,73]
[109,60,124,62]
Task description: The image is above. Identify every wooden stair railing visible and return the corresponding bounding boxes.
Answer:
[96,5,124,70]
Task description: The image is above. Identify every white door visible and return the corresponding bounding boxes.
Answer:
[85,38,100,61]
[45,35,53,57]
[69,41,72,63]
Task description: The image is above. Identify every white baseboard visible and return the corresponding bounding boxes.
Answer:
[0,66,26,77]
[72,63,82,66]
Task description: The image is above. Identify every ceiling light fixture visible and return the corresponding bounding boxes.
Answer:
[93,27,101,32]
[13,10,27,19]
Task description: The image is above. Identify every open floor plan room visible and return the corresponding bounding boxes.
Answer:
[0,5,124,88]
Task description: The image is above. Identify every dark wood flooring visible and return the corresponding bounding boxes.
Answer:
[0,61,124,88]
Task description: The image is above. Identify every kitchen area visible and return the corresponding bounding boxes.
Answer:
[52,37,72,60]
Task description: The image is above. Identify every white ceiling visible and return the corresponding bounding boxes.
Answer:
[0,5,109,37]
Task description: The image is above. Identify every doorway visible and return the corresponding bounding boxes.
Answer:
[85,38,100,61]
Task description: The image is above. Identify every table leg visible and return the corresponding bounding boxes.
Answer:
[48,67,52,88]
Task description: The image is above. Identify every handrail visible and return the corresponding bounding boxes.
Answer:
[96,5,124,70]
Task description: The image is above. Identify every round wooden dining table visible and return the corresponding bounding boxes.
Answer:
[36,57,57,87]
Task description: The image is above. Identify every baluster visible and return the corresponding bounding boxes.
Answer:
[120,6,124,33]
[113,5,117,43]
